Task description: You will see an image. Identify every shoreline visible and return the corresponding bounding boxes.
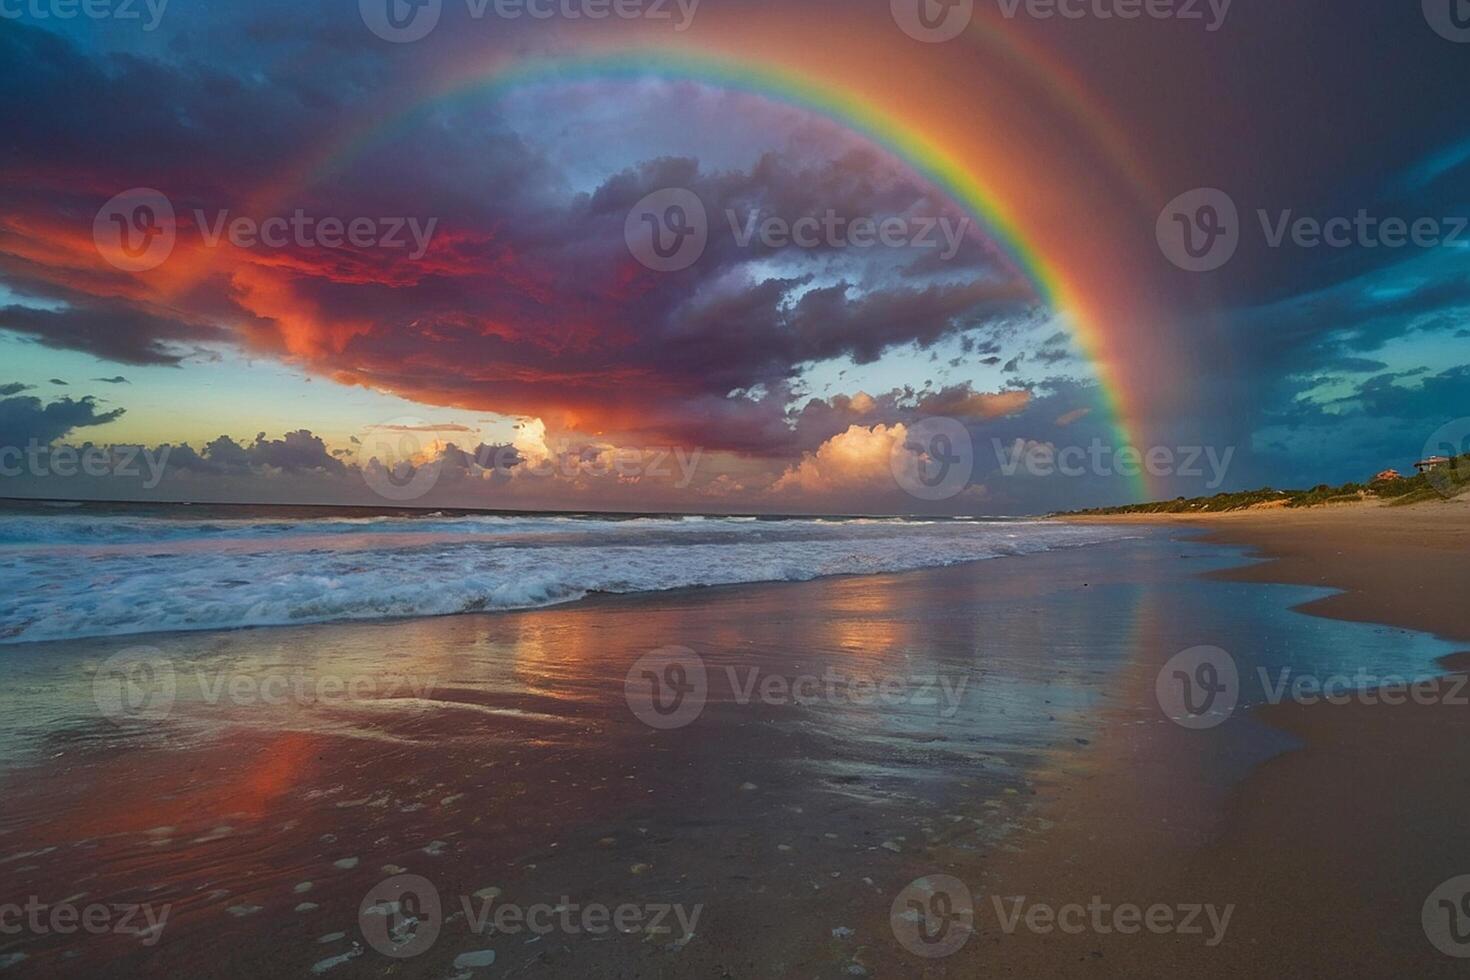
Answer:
[0,535,1201,977]
[0,522,1142,649]
[1064,496,1470,642]
[2,506,1466,974]
[1015,496,1470,975]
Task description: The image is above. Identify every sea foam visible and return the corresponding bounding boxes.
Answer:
[0,514,1135,644]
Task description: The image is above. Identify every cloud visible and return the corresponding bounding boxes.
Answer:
[0,300,228,367]
[916,386,1030,420]
[5,9,1467,511]
[772,424,905,496]
[157,431,348,478]
[1317,357,1388,374]
[0,21,1042,457]
[92,376,130,384]
[0,393,125,448]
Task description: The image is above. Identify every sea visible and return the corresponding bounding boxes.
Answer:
[0,498,1137,644]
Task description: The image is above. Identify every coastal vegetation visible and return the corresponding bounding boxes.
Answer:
[1065,454,1470,515]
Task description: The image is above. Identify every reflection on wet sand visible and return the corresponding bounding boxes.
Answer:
[0,535,1457,977]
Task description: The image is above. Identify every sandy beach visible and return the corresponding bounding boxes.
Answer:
[0,504,1466,976]
[1071,496,1470,640]
[1031,496,1470,976]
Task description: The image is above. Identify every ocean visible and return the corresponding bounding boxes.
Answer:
[0,503,1461,976]
[0,499,1137,644]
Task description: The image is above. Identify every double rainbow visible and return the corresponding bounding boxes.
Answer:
[236,15,1166,498]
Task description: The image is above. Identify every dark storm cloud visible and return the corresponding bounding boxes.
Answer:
[4,0,1468,507]
[0,393,125,448]
[245,147,1038,448]
[0,301,227,367]
[1332,366,1470,423]
[2,15,1039,454]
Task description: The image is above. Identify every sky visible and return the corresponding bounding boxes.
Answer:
[0,0,1467,514]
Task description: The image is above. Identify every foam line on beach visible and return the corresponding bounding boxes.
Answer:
[0,516,1139,644]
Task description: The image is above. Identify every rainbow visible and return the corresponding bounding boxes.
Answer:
[231,34,1162,499]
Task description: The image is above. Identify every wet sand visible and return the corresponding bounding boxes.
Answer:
[0,517,1466,976]
[1071,495,1470,640]
[1026,497,1470,977]
[1,540,1174,978]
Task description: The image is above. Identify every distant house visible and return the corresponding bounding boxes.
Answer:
[1414,455,1452,474]
[1374,469,1403,482]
